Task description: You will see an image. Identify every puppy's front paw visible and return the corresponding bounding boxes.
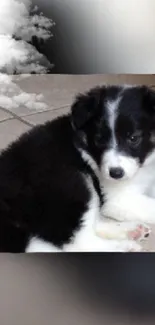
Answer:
[127,223,151,241]
[95,221,151,241]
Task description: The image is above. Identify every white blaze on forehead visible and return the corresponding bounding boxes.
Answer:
[106,96,122,148]
[123,84,135,89]
[103,149,121,167]
[100,88,140,180]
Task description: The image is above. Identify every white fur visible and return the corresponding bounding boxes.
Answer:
[102,95,140,180]
[26,238,61,252]
[79,148,100,178]
[101,150,155,224]
[106,97,120,149]
[101,149,139,180]
[26,235,141,253]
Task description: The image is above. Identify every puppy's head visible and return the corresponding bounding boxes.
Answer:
[71,85,155,181]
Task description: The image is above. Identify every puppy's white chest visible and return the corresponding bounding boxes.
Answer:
[132,164,155,196]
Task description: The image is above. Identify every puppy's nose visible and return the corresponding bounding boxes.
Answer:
[109,167,124,179]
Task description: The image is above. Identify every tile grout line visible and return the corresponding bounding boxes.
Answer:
[0,103,70,124]
[0,117,13,124]
[0,103,71,125]
[0,106,33,127]
[21,104,71,117]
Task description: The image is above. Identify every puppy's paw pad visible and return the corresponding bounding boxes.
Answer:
[128,224,151,241]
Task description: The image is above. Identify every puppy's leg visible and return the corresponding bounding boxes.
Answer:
[95,220,151,241]
[101,191,155,224]
[63,230,142,252]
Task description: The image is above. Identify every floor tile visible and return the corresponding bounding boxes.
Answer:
[0,119,31,150]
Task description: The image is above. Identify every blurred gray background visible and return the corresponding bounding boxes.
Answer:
[1,254,155,325]
[33,0,155,74]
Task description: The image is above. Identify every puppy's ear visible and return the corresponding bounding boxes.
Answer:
[149,88,155,110]
[143,86,155,112]
[71,87,103,129]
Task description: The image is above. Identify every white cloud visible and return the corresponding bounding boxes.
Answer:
[0,0,54,74]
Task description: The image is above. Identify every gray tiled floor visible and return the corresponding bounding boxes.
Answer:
[1,74,155,251]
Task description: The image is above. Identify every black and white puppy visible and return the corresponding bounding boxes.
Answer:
[0,85,154,252]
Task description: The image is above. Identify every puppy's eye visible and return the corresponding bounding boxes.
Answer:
[127,134,141,146]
